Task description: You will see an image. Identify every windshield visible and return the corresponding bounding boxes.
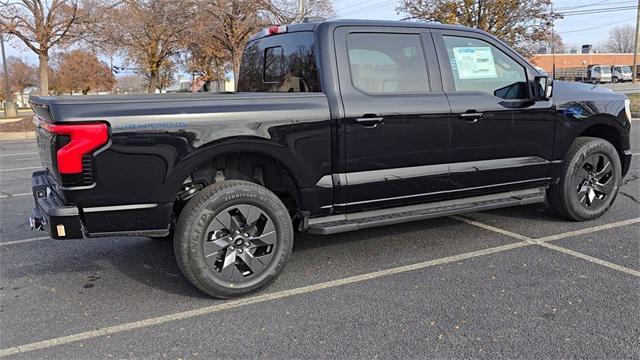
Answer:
[622,66,632,73]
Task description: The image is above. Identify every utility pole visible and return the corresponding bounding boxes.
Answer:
[551,4,556,80]
[297,0,305,21]
[1,33,18,118]
[633,0,639,83]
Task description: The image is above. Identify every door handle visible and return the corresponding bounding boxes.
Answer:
[355,115,384,128]
[458,112,484,123]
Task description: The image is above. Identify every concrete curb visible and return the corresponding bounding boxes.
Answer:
[0,132,36,141]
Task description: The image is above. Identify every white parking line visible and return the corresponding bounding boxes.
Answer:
[0,236,50,246]
[452,215,640,278]
[537,217,640,242]
[537,241,640,277]
[449,216,531,241]
[0,152,37,157]
[0,166,41,172]
[0,192,31,199]
[0,241,530,357]
[0,215,638,356]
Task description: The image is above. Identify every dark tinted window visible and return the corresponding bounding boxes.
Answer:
[443,36,528,100]
[346,33,429,94]
[238,32,321,92]
[264,46,284,83]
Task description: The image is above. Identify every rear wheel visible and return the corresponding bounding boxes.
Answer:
[174,180,293,298]
[547,137,621,221]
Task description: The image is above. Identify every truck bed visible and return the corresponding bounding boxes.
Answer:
[29,92,327,123]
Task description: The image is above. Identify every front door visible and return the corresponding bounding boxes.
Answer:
[334,27,452,212]
[432,30,555,195]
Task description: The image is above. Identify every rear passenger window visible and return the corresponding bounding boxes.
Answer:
[442,36,528,99]
[346,33,429,94]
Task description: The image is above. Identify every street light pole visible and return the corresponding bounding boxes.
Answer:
[1,33,18,118]
[633,0,640,83]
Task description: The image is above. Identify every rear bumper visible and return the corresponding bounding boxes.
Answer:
[30,171,84,239]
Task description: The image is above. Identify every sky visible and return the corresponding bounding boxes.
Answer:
[335,0,638,50]
[3,0,638,65]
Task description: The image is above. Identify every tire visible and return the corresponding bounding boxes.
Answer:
[613,77,619,83]
[174,180,293,298]
[547,137,621,221]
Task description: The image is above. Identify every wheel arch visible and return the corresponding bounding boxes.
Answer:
[578,123,625,164]
[162,136,315,213]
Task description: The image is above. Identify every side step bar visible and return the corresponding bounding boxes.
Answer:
[307,187,546,235]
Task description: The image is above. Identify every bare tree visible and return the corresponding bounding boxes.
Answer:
[115,74,146,94]
[265,0,335,23]
[604,24,635,53]
[0,0,81,95]
[182,16,230,91]
[203,0,267,84]
[148,58,176,92]
[398,0,554,56]
[50,49,114,95]
[6,56,37,103]
[523,29,565,55]
[86,0,195,93]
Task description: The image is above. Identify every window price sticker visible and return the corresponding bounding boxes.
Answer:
[452,47,498,79]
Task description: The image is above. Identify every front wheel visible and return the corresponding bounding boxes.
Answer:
[174,180,293,298]
[547,137,621,221]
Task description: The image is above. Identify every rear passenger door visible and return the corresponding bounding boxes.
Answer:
[432,30,555,194]
[334,27,452,212]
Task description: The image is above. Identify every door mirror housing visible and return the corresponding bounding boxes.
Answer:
[533,76,553,101]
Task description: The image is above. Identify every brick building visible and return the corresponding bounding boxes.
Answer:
[530,53,635,74]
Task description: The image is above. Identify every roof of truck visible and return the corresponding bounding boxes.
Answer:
[249,18,486,41]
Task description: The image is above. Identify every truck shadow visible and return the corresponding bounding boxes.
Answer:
[0,203,586,299]
[0,217,472,299]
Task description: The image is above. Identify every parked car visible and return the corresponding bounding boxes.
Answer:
[29,19,633,298]
[612,65,633,83]
[587,64,613,84]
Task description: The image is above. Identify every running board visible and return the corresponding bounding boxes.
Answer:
[307,187,546,235]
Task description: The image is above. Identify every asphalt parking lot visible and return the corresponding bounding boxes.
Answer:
[0,124,639,359]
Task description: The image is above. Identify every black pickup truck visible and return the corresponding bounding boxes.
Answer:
[29,19,632,298]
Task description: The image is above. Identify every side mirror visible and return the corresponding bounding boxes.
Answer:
[533,76,553,101]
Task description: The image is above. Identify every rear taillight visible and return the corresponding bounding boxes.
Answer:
[43,122,109,175]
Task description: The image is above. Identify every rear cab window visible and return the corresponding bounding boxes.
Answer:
[238,32,321,92]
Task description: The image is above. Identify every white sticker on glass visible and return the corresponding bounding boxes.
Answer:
[452,47,498,79]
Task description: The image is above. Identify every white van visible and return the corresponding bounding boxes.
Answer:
[612,65,633,82]
[587,65,612,84]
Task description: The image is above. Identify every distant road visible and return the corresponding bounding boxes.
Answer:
[600,82,640,94]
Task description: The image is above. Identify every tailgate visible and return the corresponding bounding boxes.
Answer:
[34,117,56,175]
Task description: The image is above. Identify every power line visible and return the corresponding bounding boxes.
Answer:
[555,5,637,16]
[555,0,610,11]
[340,0,396,16]
[339,0,382,12]
[555,0,635,11]
[558,16,636,33]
